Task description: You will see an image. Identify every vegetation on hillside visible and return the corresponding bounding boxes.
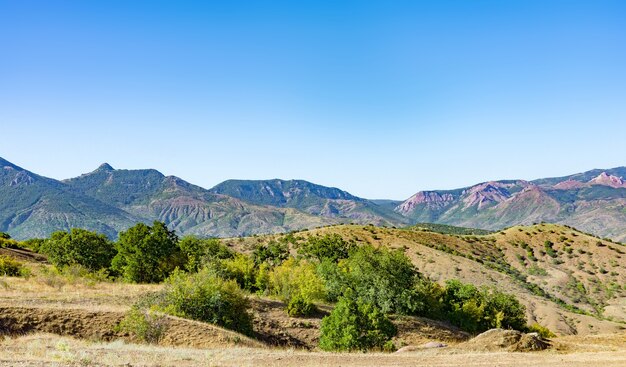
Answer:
[12,220,624,351]
[407,223,494,236]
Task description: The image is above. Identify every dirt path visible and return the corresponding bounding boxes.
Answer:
[1,333,625,367]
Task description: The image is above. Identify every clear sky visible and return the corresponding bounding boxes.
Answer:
[1,1,625,199]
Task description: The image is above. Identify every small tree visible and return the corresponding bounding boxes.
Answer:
[319,295,397,351]
[338,245,420,314]
[40,228,116,271]
[112,221,183,283]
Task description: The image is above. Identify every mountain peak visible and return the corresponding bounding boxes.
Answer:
[96,163,114,172]
[589,172,626,188]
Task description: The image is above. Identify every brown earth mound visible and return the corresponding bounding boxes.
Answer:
[461,329,551,352]
[0,247,47,263]
[0,306,262,349]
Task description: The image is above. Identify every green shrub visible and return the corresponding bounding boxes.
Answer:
[268,258,325,305]
[20,238,46,252]
[0,255,28,277]
[116,306,168,344]
[316,259,346,302]
[40,228,116,271]
[297,234,354,263]
[161,268,253,335]
[319,296,397,352]
[112,222,184,283]
[527,323,556,338]
[179,236,233,272]
[252,240,289,267]
[0,236,21,249]
[336,245,420,314]
[544,241,557,258]
[528,265,548,276]
[287,294,317,317]
[441,280,527,333]
[219,253,258,291]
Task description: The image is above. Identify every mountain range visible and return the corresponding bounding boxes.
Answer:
[396,167,626,241]
[1,156,624,241]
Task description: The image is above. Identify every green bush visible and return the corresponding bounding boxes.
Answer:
[40,228,116,271]
[336,245,420,314]
[252,240,289,267]
[218,253,258,291]
[297,234,354,263]
[319,296,397,352]
[287,294,317,317]
[161,268,253,335]
[268,258,325,307]
[544,240,557,258]
[527,323,556,338]
[316,259,346,302]
[112,222,184,283]
[441,280,527,333]
[20,238,46,252]
[0,235,21,249]
[0,255,28,277]
[116,306,168,344]
[179,236,233,272]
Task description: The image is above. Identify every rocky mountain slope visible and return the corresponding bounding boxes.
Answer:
[396,168,626,241]
[0,157,402,239]
[63,164,340,238]
[0,158,139,239]
[2,156,625,241]
[210,179,407,226]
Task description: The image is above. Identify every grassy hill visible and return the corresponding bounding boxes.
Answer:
[225,223,626,336]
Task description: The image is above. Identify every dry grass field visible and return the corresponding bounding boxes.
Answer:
[1,332,625,367]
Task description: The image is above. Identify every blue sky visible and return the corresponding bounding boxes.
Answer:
[1,1,625,199]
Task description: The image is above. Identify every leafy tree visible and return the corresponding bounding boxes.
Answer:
[252,240,289,267]
[298,234,354,263]
[40,228,116,271]
[0,232,10,240]
[112,221,183,283]
[316,259,347,302]
[319,295,397,351]
[179,236,232,272]
[337,245,420,314]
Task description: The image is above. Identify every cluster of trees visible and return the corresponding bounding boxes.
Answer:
[23,224,529,351]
